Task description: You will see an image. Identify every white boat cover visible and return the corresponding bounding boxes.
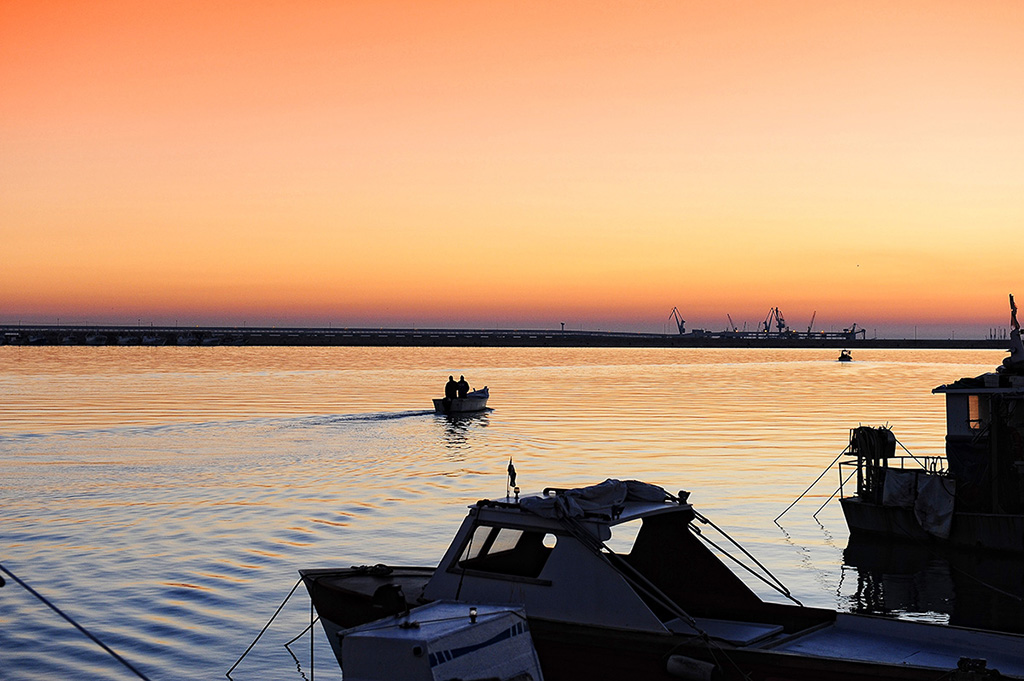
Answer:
[520,479,670,519]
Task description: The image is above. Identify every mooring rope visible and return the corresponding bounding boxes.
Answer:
[774,445,849,523]
[0,561,152,681]
[811,468,858,519]
[226,577,303,679]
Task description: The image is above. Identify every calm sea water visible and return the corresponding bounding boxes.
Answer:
[1,346,1019,680]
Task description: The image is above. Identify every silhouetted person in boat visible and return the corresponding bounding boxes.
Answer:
[443,375,458,410]
[456,375,470,398]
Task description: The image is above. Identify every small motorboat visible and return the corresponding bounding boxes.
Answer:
[838,349,852,362]
[432,386,489,415]
[301,479,1024,680]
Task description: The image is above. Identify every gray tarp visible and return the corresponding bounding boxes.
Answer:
[882,469,917,509]
[914,474,956,539]
[520,479,670,519]
[882,469,956,538]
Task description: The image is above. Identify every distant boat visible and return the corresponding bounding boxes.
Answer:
[433,386,489,415]
[838,349,852,362]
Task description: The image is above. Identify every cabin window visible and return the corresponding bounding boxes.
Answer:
[605,518,642,555]
[456,524,557,579]
[968,395,981,430]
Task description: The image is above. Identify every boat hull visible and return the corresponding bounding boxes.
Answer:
[432,388,488,415]
[300,566,1024,681]
[840,496,1024,553]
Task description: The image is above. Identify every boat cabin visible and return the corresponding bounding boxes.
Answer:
[934,372,1024,515]
[422,480,827,640]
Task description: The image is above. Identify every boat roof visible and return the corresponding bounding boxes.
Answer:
[470,479,691,528]
[933,371,1024,395]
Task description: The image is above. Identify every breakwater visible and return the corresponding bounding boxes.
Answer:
[0,324,1007,349]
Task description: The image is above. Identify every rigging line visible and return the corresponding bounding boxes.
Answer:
[558,514,701,631]
[694,511,798,603]
[284,617,318,647]
[894,436,930,468]
[775,445,849,523]
[946,565,1024,604]
[812,468,858,520]
[310,597,315,681]
[545,507,753,681]
[558,516,756,681]
[226,577,303,679]
[0,561,152,681]
[690,525,801,606]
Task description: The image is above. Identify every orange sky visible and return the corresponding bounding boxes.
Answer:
[3,1,1024,336]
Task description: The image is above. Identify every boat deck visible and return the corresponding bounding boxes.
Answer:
[772,613,1024,675]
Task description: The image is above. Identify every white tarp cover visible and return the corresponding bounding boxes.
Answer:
[882,469,917,509]
[520,479,670,519]
[914,474,956,539]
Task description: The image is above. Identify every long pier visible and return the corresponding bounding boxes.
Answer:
[0,324,1008,349]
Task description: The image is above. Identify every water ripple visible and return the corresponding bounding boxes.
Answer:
[0,347,1011,680]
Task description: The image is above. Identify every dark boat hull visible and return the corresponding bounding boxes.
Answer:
[432,394,488,414]
[299,566,1022,681]
[840,496,1024,553]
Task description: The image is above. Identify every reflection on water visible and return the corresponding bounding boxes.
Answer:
[1,346,1016,680]
[842,534,1024,633]
[438,410,491,453]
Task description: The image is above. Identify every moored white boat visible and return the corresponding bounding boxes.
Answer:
[302,479,1024,680]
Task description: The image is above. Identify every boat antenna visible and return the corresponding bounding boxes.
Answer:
[506,457,518,501]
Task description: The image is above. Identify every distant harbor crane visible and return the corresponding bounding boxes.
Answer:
[669,307,685,335]
[763,307,788,334]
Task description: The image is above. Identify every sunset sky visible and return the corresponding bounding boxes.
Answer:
[3,2,1024,337]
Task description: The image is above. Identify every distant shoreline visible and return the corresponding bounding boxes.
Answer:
[0,324,1009,349]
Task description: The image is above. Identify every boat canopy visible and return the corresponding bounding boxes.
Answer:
[518,479,675,521]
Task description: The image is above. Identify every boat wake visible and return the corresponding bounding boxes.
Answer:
[0,410,439,442]
[313,410,435,425]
